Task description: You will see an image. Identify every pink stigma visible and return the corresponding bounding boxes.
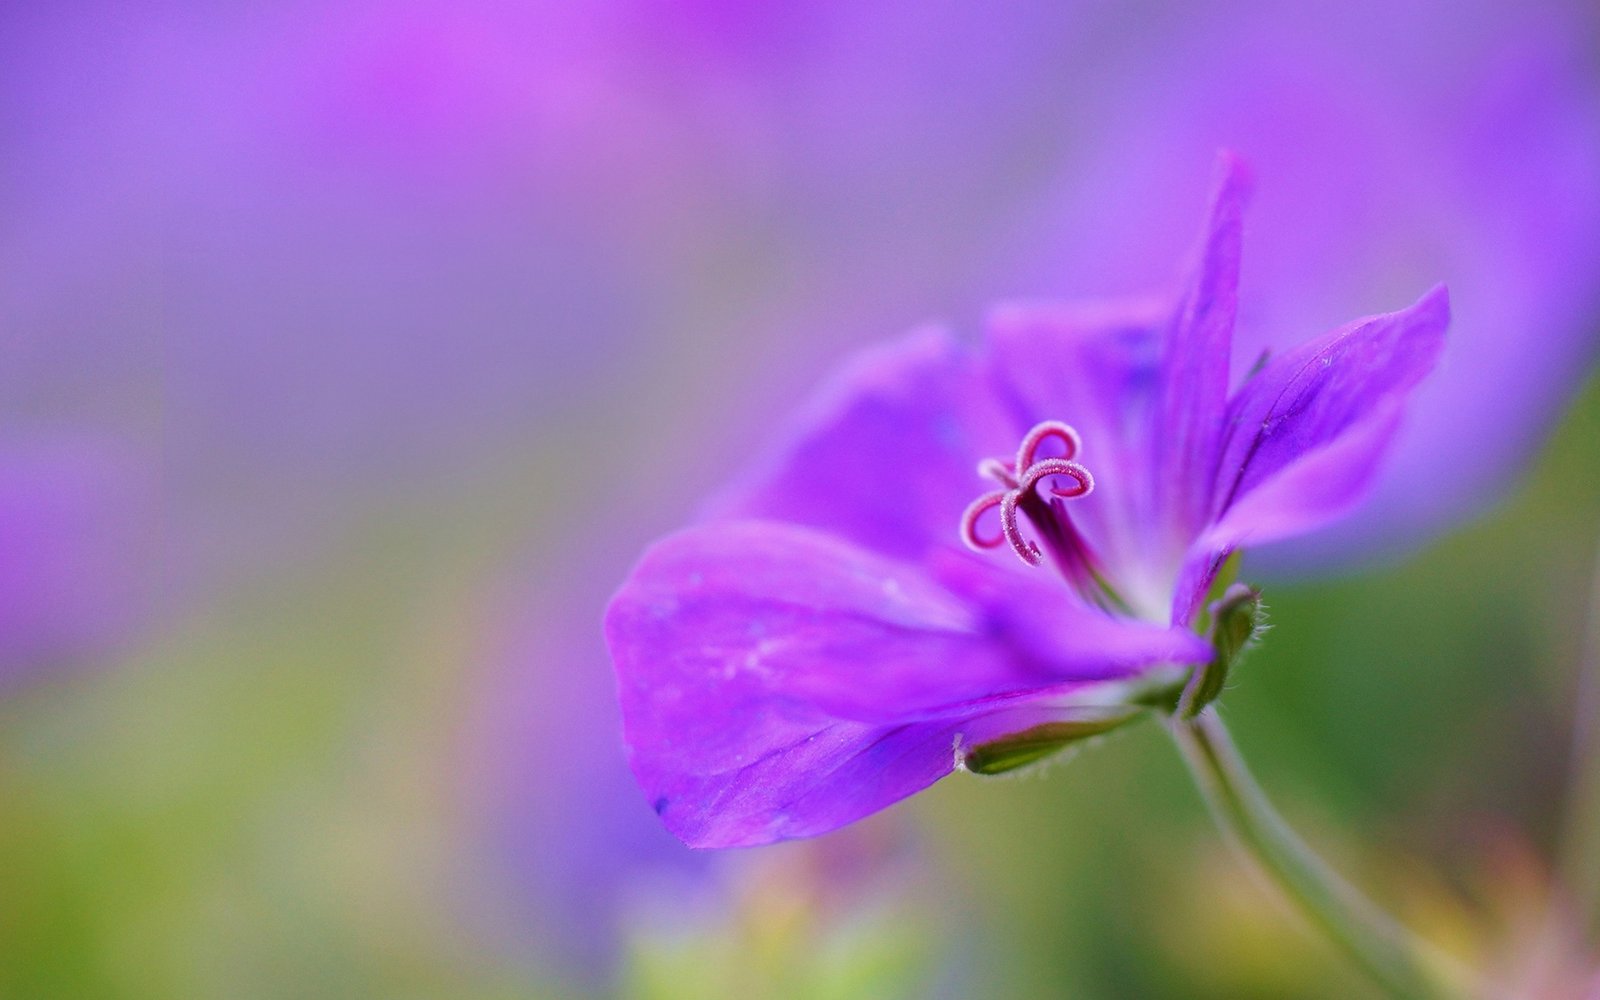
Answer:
[959,421,1095,568]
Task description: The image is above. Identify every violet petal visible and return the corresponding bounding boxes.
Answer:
[1152,152,1251,541]
[706,327,1015,562]
[607,520,1206,846]
[1209,284,1450,531]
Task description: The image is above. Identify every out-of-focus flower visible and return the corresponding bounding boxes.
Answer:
[0,434,153,690]
[465,565,709,982]
[605,157,1450,848]
[621,837,944,1000]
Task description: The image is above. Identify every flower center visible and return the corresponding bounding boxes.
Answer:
[960,420,1120,609]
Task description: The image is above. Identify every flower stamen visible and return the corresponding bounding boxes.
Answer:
[1016,420,1082,470]
[959,490,1009,550]
[1017,457,1093,499]
[999,489,1044,565]
[961,421,1100,582]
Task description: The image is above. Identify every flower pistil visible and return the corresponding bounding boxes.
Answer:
[961,420,1124,609]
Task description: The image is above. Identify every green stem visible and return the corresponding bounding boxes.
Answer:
[1170,710,1470,999]
[1558,538,1600,949]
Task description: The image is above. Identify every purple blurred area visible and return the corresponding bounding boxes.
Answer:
[9,1,1591,601]
[4,3,672,598]
[0,434,154,688]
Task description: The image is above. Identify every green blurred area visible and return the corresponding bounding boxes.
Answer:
[1,371,1597,999]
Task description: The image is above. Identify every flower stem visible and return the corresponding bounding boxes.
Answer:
[1169,710,1469,998]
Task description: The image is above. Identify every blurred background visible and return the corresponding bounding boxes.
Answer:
[2,2,1598,997]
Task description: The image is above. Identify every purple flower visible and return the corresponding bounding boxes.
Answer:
[605,156,1451,848]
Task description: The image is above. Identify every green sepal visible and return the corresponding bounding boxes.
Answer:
[1178,583,1262,719]
[1195,550,1244,633]
[962,709,1143,775]
[1129,680,1184,714]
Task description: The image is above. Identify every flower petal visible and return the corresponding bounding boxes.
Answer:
[1152,152,1250,541]
[606,520,1207,846]
[1208,284,1450,535]
[623,709,1045,849]
[706,326,1014,562]
[1165,285,1448,623]
[1170,407,1408,627]
[1203,402,1404,554]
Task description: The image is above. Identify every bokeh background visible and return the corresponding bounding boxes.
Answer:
[2,2,1599,997]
